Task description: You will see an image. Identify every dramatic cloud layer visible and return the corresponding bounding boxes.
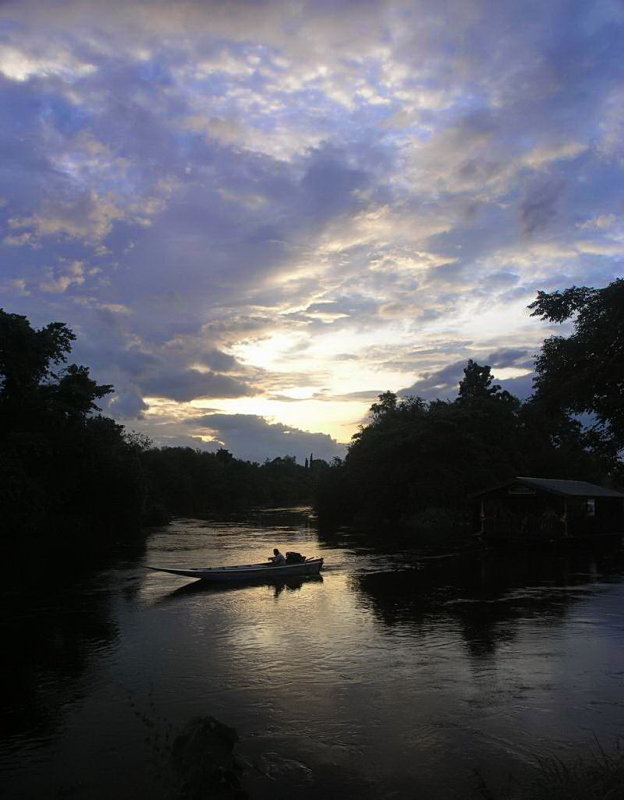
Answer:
[2,0,623,461]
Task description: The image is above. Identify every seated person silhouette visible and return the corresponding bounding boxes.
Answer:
[269,548,286,565]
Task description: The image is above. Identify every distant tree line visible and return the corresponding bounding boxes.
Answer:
[314,279,624,531]
[140,448,328,524]
[0,308,327,560]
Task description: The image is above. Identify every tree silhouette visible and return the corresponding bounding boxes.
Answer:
[530,278,624,452]
[314,356,615,531]
[0,310,143,555]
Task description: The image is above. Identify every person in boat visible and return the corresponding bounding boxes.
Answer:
[269,548,286,565]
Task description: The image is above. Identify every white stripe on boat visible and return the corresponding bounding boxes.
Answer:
[147,558,324,582]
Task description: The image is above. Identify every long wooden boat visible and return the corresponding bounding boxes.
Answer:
[147,557,324,583]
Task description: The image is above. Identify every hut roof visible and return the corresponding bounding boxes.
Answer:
[475,477,624,499]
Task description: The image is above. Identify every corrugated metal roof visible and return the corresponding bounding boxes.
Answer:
[471,477,624,498]
[515,477,624,498]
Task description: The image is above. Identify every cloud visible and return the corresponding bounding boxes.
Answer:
[402,347,535,402]
[39,259,86,293]
[1,0,624,459]
[139,369,254,403]
[105,385,148,419]
[519,177,565,236]
[300,145,368,220]
[185,412,345,463]
[485,348,533,369]
[401,361,469,402]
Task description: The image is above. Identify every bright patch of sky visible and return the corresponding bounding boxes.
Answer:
[2,0,623,462]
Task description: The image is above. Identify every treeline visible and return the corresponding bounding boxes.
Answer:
[313,366,615,530]
[141,448,328,523]
[314,279,624,531]
[0,309,326,559]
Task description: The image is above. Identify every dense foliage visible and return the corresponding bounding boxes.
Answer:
[140,448,327,522]
[314,347,622,530]
[0,310,145,556]
[529,278,624,453]
[0,310,327,558]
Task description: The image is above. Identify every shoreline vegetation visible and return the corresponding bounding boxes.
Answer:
[474,740,624,800]
[3,278,624,563]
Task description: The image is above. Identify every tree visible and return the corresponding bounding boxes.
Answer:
[456,360,515,407]
[529,278,624,450]
[0,310,75,398]
[314,356,614,531]
[0,309,144,551]
[0,310,112,425]
[52,364,113,419]
[369,390,398,420]
[336,373,522,528]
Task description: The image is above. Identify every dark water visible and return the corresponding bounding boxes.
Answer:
[2,510,623,799]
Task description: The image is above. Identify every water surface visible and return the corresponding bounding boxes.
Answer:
[2,510,623,799]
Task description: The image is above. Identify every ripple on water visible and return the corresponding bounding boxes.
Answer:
[4,513,624,800]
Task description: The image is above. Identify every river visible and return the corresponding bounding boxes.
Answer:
[2,509,623,799]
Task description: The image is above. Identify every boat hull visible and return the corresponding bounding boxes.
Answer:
[148,558,324,582]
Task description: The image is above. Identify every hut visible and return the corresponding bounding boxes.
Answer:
[473,477,624,545]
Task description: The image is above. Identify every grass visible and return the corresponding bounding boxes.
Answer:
[474,738,624,800]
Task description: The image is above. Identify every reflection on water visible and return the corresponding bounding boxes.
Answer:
[355,547,622,661]
[160,574,324,602]
[1,511,623,800]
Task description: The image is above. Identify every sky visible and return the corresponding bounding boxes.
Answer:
[1,0,623,463]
